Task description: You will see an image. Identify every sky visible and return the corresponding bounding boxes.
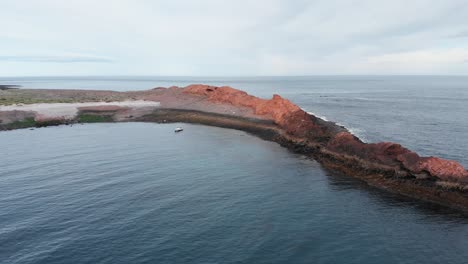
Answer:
[1,0,468,76]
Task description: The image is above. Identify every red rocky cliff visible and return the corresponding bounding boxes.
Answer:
[183,84,468,183]
[327,132,468,182]
[183,85,330,138]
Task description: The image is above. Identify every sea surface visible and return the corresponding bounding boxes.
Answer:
[1,76,468,263]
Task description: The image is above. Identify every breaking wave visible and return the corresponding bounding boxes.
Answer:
[306,111,368,143]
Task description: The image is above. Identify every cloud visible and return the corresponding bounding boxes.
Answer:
[367,49,468,65]
[352,48,468,74]
[0,55,114,63]
[450,29,468,38]
[0,0,468,75]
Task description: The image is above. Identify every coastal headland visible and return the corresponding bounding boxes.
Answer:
[1,85,468,211]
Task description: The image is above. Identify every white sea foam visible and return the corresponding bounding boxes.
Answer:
[306,111,368,142]
[346,126,369,143]
[332,119,367,142]
[306,111,329,121]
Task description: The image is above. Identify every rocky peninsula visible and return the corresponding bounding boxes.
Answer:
[1,85,468,211]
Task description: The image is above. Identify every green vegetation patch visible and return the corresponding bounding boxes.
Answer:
[3,117,37,130]
[0,90,129,106]
[0,97,78,106]
[78,114,113,123]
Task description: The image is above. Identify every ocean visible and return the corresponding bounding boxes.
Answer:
[0,76,467,263]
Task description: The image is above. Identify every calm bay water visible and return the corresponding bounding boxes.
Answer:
[1,123,467,264]
[1,76,468,263]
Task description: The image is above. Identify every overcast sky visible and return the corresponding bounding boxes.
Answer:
[1,0,468,76]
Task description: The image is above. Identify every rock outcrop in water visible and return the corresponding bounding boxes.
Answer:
[327,132,468,182]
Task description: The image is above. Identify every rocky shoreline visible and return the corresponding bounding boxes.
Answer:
[0,85,21,90]
[1,84,467,212]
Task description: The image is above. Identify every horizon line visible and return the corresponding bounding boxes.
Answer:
[1,74,468,78]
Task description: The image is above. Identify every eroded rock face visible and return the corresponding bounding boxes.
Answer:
[418,157,468,182]
[400,154,468,182]
[184,85,468,183]
[183,85,328,138]
[328,132,468,182]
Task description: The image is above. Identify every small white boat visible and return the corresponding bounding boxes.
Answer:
[174,127,183,132]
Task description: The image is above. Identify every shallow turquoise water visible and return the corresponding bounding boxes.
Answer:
[1,123,467,264]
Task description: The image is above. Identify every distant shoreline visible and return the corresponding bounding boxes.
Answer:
[0,84,21,90]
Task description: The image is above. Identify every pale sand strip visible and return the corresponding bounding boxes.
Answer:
[0,101,160,119]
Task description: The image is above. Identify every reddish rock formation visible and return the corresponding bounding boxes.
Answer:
[326,132,468,181]
[183,84,330,139]
[184,85,468,183]
[418,157,468,182]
